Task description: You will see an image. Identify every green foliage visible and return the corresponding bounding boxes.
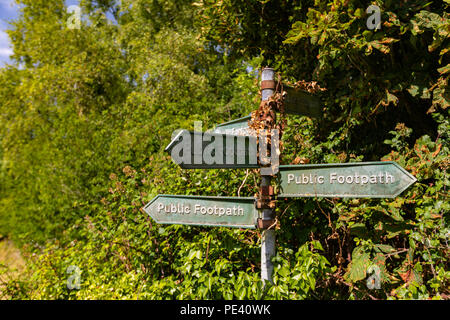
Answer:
[0,0,449,300]
[5,167,333,299]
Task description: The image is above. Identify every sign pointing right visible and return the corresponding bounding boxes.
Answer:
[279,161,417,198]
[283,85,322,118]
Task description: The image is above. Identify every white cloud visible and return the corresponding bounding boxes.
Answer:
[0,0,17,66]
[0,0,16,17]
[0,47,12,57]
[0,0,15,9]
[0,30,12,66]
[0,0,19,26]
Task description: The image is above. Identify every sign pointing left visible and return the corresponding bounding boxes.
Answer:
[211,115,254,136]
[143,195,258,229]
[165,130,258,169]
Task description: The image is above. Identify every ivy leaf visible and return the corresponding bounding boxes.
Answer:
[344,247,371,282]
[375,244,396,254]
[437,64,450,75]
[407,84,430,99]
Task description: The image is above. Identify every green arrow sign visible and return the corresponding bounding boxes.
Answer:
[283,85,322,118]
[279,161,417,198]
[212,115,254,136]
[165,130,258,169]
[143,195,258,228]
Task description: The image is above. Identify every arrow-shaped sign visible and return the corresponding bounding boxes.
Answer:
[283,85,323,118]
[279,161,416,198]
[211,115,255,136]
[143,195,258,228]
[165,130,258,169]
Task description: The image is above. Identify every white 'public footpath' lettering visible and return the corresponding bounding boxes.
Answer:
[157,203,244,216]
[287,172,395,185]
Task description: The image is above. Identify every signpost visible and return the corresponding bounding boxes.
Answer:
[165,130,258,169]
[279,161,417,198]
[259,68,276,285]
[211,115,254,136]
[283,85,322,118]
[143,195,258,229]
[142,67,418,288]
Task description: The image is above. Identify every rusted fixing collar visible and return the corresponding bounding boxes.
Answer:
[255,199,276,209]
[257,218,276,229]
[261,185,275,197]
[261,80,277,90]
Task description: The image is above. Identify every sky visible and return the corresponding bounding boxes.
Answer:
[0,0,18,67]
[0,0,83,67]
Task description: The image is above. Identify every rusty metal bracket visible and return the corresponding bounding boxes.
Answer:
[261,185,274,197]
[260,80,277,90]
[255,199,276,210]
[256,185,275,205]
[257,218,276,229]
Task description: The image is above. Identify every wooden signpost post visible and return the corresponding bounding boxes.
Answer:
[143,67,417,287]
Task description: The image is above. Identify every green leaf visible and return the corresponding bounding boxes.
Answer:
[375,244,396,254]
[345,247,371,282]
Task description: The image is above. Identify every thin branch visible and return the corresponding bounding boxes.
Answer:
[341,280,379,300]
[237,169,250,197]
[204,236,211,265]
[279,202,294,219]
[267,218,278,230]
